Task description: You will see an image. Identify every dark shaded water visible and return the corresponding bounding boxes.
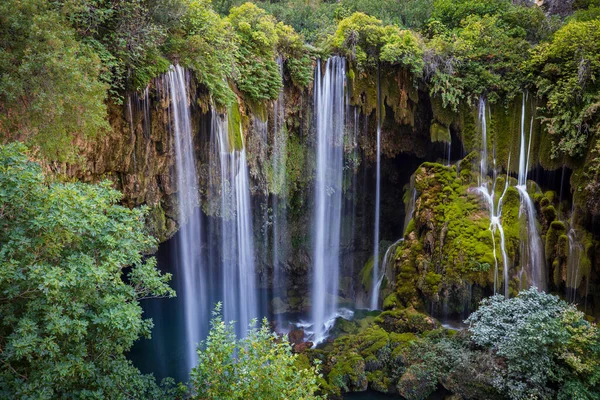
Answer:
[128,215,273,382]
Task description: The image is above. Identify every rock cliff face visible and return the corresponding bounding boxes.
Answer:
[56,63,599,317]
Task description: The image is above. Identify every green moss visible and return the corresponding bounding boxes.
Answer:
[542,205,557,222]
[360,257,375,290]
[430,95,458,127]
[404,219,415,237]
[146,203,170,243]
[430,121,451,143]
[326,352,367,395]
[558,235,569,258]
[394,157,525,304]
[227,99,243,151]
[546,220,567,267]
[458,103,478,154]
[383,293,400,310]
[375,307,437,333]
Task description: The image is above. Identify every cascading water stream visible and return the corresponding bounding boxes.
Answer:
[211,110,258,336]
[271,57,289,330]
[567,227,583,302]
[311,57,345,344]
[404,187,417,238]
[516,93,545,291]
[370,66,382,310]
[476,98,511,298]
[166,65,206,370]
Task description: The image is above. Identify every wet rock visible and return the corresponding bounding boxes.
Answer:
[292,341,313,353]
[288,328,305,345]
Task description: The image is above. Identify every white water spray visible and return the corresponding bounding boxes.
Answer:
[516,94,545,291]
[370,68,382,310]
[477,98,511,298]
[211,110,258,335]
[311,57,346,344]
[166,65,206,369]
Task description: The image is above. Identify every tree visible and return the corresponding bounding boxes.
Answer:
[0,0,109,161]
[467,288,600,399]
[0,143,177,399]
[331,12,424,74]
[190,304,323,399]
[529,19,600,158]
[228,3,283,102]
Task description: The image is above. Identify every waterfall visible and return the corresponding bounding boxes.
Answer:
[476,98,511,298]
[311,57,346,343]
[271,57,289,329]
[372,238,404,306]
[166,65,206,370]
[516,94,546,291]
[370,67,382,310]
[211,110,258,336]
[404,187,417,238]
[567,228,583,302]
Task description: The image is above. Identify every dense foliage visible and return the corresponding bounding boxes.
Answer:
[190,304,323,399]
[166,0,238,107]
[3,0,600,162]
[530,19,600,157]
[316,289,600,400]
[0,0,109,161]
[0,143,177,398]
[331,12,423,74]
[467,289,600,399]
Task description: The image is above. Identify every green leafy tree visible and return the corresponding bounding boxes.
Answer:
[167,0,238,108]
[529,19,600,158]
[52,0,181,93]
[191,304,323,399]
[0,143,177,399]
[0,0,109,161]
[331,12,424,74]
[425,13,532,108]
[432,0,510,28]
[228,3,283,102]
[275,22,313,89]
[467,288,600,399]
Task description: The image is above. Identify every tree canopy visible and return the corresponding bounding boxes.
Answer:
[0,143,177,399]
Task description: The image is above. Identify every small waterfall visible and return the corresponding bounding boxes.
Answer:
[476,98,511,298]
[126,87,152,174]
[567,228,583,302]
[404,186,417,238]
[311,57,346,343]
[166,65,206,370]
[370,67,382,310]
[211,110,258,336]
[372,238,404,306]
[270,58,289,329]
[516,94,545,291]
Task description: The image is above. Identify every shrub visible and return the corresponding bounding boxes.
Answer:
[190,304,323,399]
[0,143,176,398]
[467,288,600,399]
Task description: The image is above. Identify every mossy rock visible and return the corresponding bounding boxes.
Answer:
[375,307,438,333]
[430,121,451,143]
[227,99,243,151]
[360,256,375,290]
[383,293,400,310]
[326,352,368,395]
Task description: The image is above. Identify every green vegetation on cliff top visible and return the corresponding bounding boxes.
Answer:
[2,0,600,163]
